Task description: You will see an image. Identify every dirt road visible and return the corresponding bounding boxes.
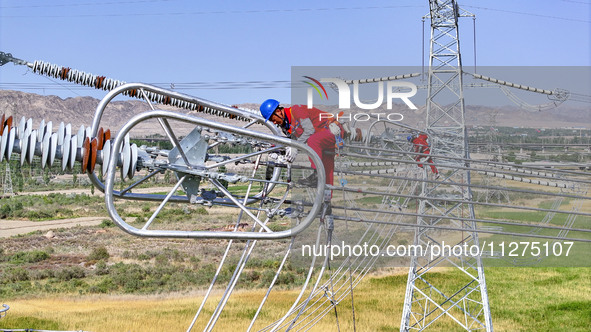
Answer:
[0,217,106,238]
[1,186,170,238]
[18,186,166,197]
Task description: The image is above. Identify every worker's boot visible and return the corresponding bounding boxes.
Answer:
[342,122,351,140]
[324,189,332,215]
[297,171,318,187]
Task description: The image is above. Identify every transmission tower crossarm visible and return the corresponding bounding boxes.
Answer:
[0,52,31,67]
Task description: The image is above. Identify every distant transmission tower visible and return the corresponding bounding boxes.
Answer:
[484,111,500,161]
[478,111,511,204]
[401,1,493,331]
[3,163,13,196]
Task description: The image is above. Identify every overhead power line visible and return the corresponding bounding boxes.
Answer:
[1,3,587,23]
[0,5,422,18]
[0,0,175,9]
[560,0,591,4]
[0,80,298,90]
[462,4,591,23]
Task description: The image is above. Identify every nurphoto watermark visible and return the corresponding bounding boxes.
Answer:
[301,241,576,262]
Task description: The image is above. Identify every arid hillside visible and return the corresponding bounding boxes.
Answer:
[0,90,589,133]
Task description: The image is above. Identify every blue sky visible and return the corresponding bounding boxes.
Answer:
[0,0,589,105]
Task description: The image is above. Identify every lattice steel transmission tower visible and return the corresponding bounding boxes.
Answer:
[401,1,493,331]
[477,111,511,204]
[3,163,13,196]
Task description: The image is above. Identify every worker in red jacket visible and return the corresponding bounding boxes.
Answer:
[260,99,343,195]
[408,133,439,179]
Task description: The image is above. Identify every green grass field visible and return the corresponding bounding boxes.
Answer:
[0,267,589,331]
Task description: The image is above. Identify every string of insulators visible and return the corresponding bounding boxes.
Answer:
[1,114,138,181]
[471,73,554,95]
[343,72,421,85]
[344,161,401,168]
[477,170,569,189]
[31,60,251,122]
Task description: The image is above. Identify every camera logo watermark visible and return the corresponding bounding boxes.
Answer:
[304,76,418,110]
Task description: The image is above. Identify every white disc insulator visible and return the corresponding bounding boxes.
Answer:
[121,141,130,182]
[17,117,25,140]
[38,119,46,143]
[20,127,31,166]
[65,123,72,140]
[62,133,71,171]
[27,129,37,164]
[102,140,111,175]
[41,132,50,168]
[57,122,65,146]
[49,133,58,167]
[77,126,85,147]
[129,143,138,179]
[85,127,92,141]
[7,128,15,161]
[69,134,77,170]
[45,121,53,143]
[0,126,7,163]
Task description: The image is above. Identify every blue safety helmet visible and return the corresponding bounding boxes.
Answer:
[260,99,280,121]
[407,135,413,142]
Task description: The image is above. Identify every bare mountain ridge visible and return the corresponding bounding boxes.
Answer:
[0,90,589,134]
[0,90,187,130]
[0,90,255,137]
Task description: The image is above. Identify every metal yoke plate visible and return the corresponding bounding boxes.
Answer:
[167,127,208,199]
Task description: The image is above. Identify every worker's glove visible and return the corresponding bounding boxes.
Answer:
[268,152,280,161]
[285,147,298,162]
[328,122,341,136]
[269,152,290,164]
[323,189,332,202]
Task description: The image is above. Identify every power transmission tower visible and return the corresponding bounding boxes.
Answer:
[477,111,511,204]
[401,1,493,331]
[3,163,13,196]
[484,111,500,162]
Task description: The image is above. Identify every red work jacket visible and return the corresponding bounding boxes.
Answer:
[284,105,336,140]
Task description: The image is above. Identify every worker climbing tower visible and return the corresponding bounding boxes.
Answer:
[401,1,493,331]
